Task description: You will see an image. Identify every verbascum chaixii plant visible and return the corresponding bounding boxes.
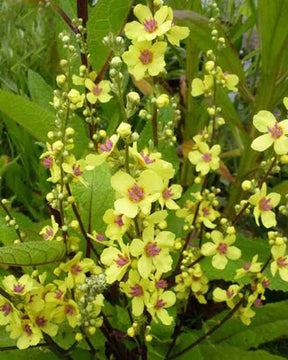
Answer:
[1,1,288,359]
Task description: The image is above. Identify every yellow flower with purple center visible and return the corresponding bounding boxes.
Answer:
[159,180,182,210]
[85,134,119,170]
[9,317,43,349]
[2,274,41,297]
[0,296,20,326]
[188,142,221,175]
[103,209,131,240]
[248,183,280,228]
[213,284,241,308]
[39,216,59,241]
[251,110,288,154]
[85,77,112,104]
[147,290,176,325]
[101,242,131,283]
[120,270,150,316]
[52,299,79,328]
[122,41,167,81]
[62,155,87,185]
[111,170,163,218]
[235,255,262,279]
[87,230,113,246]
[271,244,288,281]
[124,4,172,42]
[201,230,241,270]
[197,201,220,229]
[130,226,175,279]
[217,68,239,91]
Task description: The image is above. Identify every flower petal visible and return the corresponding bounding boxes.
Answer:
[253,111,276,132]
[251,133,273,152]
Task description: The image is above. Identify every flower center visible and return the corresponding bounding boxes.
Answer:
[115,215,124,227]
[115,254,129,267]
[99,138,113,153]
[145,242,161,257]
[243,261,251,270]
[268,123,283,139]
[202,207,210,216]
[93,85,102,96]
[140,151,154,164]
[71,265,81,275]
[1,303,12,316]
[23,324,32,336]
[72,164,83,176]
[259,197,273,211]
[56,290,64,300]
[155,298,166,309]
[96,234,105,242]
[13,283,25,293]
[262,279,270,288]
[139,49,153,65]
[144,18,158,32]
[254,298,262,307]
[202,152,212,162]
[163,188,173,199]
[43,227,54,240]
[128,184,145,203]
[156,279,167,289]
[65,305,74,315]
[129,284,143,297]
[36,316,47,327]
[217,243,227,255]
[277,257,288,268]
[42,156,53,168]
[226,290,234,298]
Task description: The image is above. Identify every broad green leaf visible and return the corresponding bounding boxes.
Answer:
[208,300,288,351]
[0,347,58,360]
[0,241,66,266]
[72,163,114,233]
[28,70,53,110]
[87,0,133,72]
[0,90,88,156]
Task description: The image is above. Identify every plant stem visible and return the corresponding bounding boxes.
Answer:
[0,200,23,242]
[165,298,244,360]
[151,104,158,147]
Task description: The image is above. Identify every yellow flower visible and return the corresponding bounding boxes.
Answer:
[271,244,288,281]
[111,170,163,218]
[235,255,262,279]
[9,317,42,349]
[238,294,256,326]
[103,209,131,240]
[2,274,40,297]
[213,284,240,308]
[201,230,241,270]
[124,5,172,42]
[0,296,20,326]
[159,180,182,210]
[122,41,167,81]
[52,299,79,328]
[67,89,85,109]
[120,270,150,316]
[85,134,119,170]
[59,252,98,289]
[39,216,59,241]
[248,183,280,228]
[31,310,58,337]
[62,155,87,185]
[216,68,239,91]
[197,201,220,229]
[85,76,112,104]
[147,290,176,325]
[251,110,288,154]
[191,75,213,97]
[188,142,221,175]
[130,226,175,279]
[101,242,130,283]
[87,230,113,246]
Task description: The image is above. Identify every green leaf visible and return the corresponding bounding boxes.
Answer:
[0,241,66,266]
[87,0,133,72]
[72,163,114,233]
[208,300,288,352]
[27,70,53,110]
[0,90,88,157]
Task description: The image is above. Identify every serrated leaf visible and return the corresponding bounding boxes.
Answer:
[72,163,114,233]
[0,241,66,266]
[87,0,133,72]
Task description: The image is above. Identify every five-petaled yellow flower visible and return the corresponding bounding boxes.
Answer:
[251,110,288,155]
[188,142,221,175]
[248,183,280,228]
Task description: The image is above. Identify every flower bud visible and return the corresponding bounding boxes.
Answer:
[156,94,169,108]
[110,56,122,69]
[75,333,83,342]
[117,122,132,138]
[241,180,252,191]
[56,74,66,87]
[127,327,135,337]
[127,91,140,105]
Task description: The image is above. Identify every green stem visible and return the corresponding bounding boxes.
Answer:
[0,200,23,242]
